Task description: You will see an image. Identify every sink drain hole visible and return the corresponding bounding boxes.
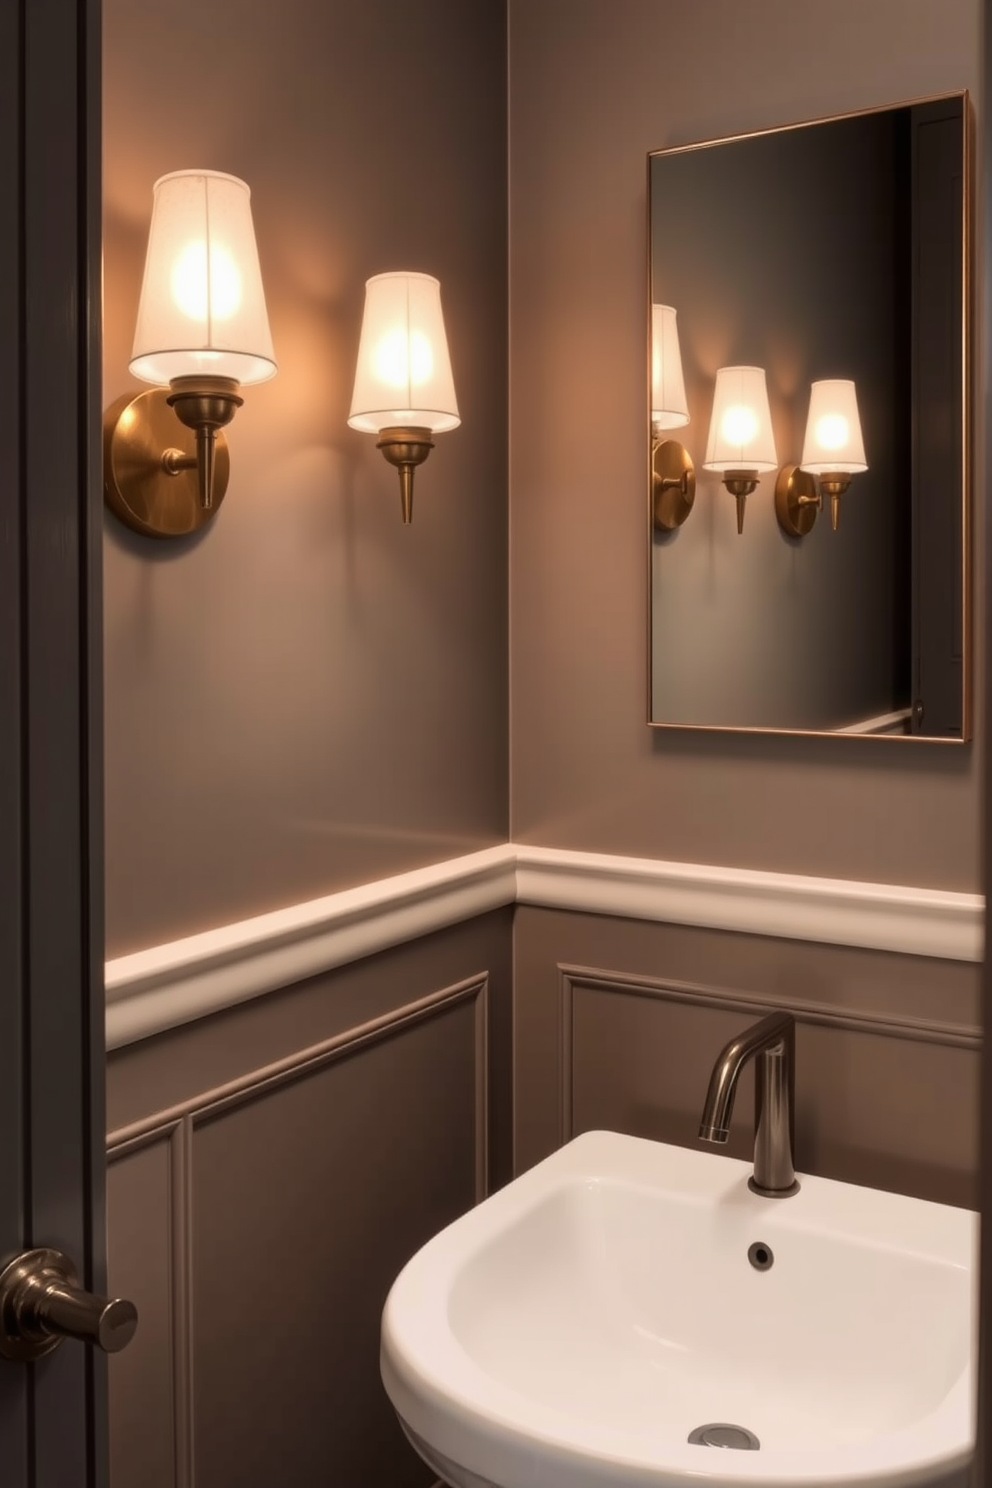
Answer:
[688,1422,761,1450]
[747,1241,774,1271]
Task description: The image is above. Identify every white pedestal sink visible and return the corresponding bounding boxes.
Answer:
[381,1131,974,1488]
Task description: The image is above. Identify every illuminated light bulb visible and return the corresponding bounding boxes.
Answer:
[721,404,759,447]
[170,240,242,322]
[373,328,435,389]
[814,413,850,453]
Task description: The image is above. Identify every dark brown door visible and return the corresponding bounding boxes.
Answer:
[0,0,107,1482]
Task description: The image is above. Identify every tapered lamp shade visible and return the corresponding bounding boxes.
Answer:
[800,379,868,474]
[703,366,777,473]
[651,304,689,429]
[129,170,277,386]
[348,272,460,434]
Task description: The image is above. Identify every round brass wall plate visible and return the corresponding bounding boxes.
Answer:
[652,440,696,531]
[103,389,231,538]
[774,464,819,538]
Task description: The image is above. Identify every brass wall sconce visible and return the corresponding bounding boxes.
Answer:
[651,304,694,531]
[348,272,460,523]
[775,379,868,537]
[703,366,777,534]
[104,170,277,538]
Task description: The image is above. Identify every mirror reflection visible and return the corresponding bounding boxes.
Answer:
[649,94,969,739]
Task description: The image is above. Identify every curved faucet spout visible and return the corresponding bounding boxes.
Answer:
[698,1011,799,1197]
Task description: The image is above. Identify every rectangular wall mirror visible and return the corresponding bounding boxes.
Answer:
[648,93,970,739]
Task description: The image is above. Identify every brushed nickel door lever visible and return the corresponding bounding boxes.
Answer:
[0,1248,137,1361]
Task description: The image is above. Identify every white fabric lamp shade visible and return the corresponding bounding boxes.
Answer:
[129,170,277,386]
[703,366,777,473]
[800,379,868,474]
[651,304,689,429]
[348,272,460,434]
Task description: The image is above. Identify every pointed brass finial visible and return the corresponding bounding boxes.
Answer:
[721,472,759,534]
[817,474,853,532]
[376,427,435,525]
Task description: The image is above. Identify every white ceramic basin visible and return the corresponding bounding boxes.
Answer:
[381,1131,975,1488]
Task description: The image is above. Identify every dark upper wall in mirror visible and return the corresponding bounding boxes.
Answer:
[649,94,968,739]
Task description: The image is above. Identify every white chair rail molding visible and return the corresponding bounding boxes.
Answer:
[104,843,983,1049]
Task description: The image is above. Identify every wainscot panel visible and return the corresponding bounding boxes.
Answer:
[107,910,511,1488]
[514,908,980,1208]
[107,1130,184,1488]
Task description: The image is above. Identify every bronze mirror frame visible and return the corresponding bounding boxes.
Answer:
[647,92,973,743]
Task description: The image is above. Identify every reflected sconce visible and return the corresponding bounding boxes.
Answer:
[651,304,694,531]
[776,379,868,536]
[104,170,277,538]
[348,271,460,524]
[703,366,777,534]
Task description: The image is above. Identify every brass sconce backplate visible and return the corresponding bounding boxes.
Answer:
[774,465,820,538]
[652,440,695,531]
[103,389,231,538]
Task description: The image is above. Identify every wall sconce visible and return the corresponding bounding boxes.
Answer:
[776,379,868,537]
[104,170,277,538]
[703,366,777,534]
[348,272,460,524]
[651,304,694,531]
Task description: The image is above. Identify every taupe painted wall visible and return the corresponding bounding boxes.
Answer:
[509,0,981,888]
[103,0,508,956]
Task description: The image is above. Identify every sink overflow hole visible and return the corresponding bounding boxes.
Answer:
[688,1422,761,1450]
[747,1241,774,1271]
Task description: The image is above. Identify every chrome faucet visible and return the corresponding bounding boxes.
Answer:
[698,1011,799,1197]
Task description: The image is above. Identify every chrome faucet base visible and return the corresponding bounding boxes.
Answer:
[748,1176,801,1199]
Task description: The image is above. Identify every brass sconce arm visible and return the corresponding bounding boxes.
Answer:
[775,466,856,537]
